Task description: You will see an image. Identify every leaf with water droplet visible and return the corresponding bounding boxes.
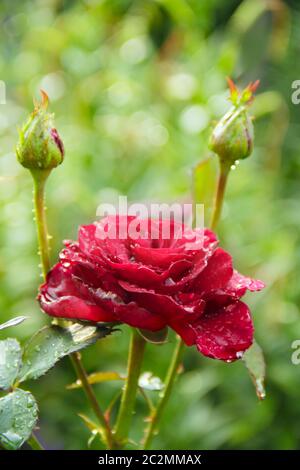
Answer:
[0,316,27,331]
[242,340,266,400]
[18,323,114,383]
[138,372,164,391]
[0,339,22,390]
[0,389,38,450]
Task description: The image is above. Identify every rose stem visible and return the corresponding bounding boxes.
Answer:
[142,336,184,449]
[31,168,115,450]
[114,328,146,448]
[70,352,115,449]
[27,433,44,450]
[32,169,51,278]
[210,162,231,231]
[142,160,231,449]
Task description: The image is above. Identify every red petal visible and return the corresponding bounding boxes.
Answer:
[216,270,265,299]
[194,301,254,361]
[195,248,233,294]
[39,261,165,331]
[112,302,166,330]
[39,264,116,323]
[118,280,204,344]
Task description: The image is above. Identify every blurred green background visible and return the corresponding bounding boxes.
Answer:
[0,0,300,450]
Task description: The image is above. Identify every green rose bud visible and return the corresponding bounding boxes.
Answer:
[209,79,259,166]
[16,91,64,171]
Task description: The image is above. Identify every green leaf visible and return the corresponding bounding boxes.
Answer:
[0,389,38,450]
[78,413,104,447]
[193,156,218,226]
[138,372,164,391]
[67,371,124,390]
[78,413,101,433]
[18,323,113,383]
[138,327,168,344]
[87,430,100,448]
[0,339,22,390]
[0,316,27,331]
[242,340,266,400]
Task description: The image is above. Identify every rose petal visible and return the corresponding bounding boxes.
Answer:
[39,265,116,323]
[39,262,165,330]
[226,270,265,297]
[195,248,233,294]
[118,280,204,344]
[194,301,254,362]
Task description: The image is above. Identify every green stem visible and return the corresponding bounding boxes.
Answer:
[70,352,115,449]
[210,162,231,231]
[27,433,44,450]
[142,336,184,449]
[114,329,146,448]
[31,169,51,278]
[31,168,115,450]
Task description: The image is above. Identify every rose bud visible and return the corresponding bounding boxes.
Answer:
[16,90,64,171]
[209,79,259,165]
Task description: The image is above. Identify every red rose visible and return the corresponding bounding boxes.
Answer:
[38,216,264,362]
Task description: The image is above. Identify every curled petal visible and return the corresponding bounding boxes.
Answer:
[195,248,233,294]
[219,270,265,298]
[194,301,254,362]
[39,264,116,323]
[118,280,204,345]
